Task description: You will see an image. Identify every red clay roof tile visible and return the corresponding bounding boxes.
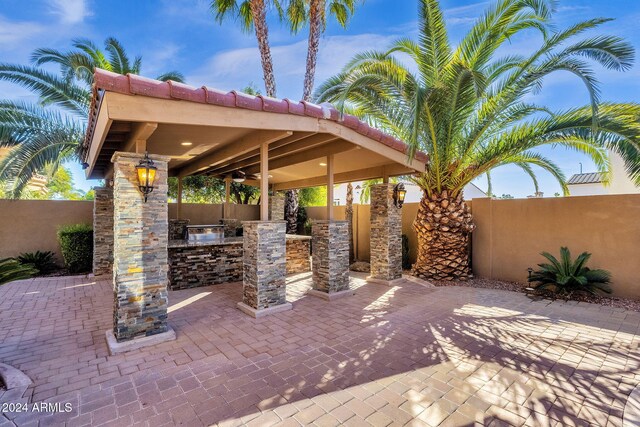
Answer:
[128,74,171,99]
[168,81,206,103]
[232,90,263,111]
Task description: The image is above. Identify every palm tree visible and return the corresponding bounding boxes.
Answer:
[211,0,281,97]
[0,37,184,197]
[315,0,640,280]
[285,0,360,101]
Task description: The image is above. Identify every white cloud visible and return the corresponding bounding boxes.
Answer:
[50,0,91,24]
[0,15,45,45]
[186,33,398,100]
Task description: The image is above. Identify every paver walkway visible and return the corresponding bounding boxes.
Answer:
[0,272,639,426]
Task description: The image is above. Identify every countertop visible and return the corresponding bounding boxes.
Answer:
[168,234,311,249]
[168,237,243,248]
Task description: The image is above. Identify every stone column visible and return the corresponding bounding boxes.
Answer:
[309,220,352,300]
[268,193,285,221]
[237,220,292,318]
[93,187,114,277]
[368,184,403,285]
[107,152,176,354]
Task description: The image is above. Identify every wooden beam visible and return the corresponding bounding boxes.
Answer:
[105,92,427,171]
[177,177,183,219]
[177,130,292,177]
[327,154,334,220]
[85,102,113,179]
[122,122,158,153]
[208,133,337,176]
[260,142,269,221]
[273,163,416,191]
[245,140,355,175]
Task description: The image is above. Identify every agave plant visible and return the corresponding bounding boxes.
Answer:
[0,258,36,285]
[0,37,184,198]
[528,247,612,296]
[17,250,58,275]
[315,0,640,281]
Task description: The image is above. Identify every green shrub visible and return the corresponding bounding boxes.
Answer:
[57,224,93,273]
[401,235,411,270]
[17,250,58,275]
[0,258,36,285]
[528,247,612,297]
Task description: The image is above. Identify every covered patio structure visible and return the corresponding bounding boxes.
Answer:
[83,69,428,351]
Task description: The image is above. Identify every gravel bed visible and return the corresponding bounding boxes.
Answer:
[429,277,640,312]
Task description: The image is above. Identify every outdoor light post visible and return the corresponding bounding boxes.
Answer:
[393,183,407,208]
[135,152,157,202]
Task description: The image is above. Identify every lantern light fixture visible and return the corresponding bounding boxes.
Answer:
[393,183,406,208]
[135,152,157,203]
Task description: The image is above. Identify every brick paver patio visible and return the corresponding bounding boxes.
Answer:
[1,272,639,426]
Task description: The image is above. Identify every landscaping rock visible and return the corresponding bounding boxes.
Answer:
[349,261,370,272]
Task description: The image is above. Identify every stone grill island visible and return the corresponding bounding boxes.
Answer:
[168,220,311,291]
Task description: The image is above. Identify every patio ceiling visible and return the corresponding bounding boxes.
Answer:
[83,70,428,190]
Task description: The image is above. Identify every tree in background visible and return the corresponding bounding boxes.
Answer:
[0,37,184,198]
[285,0,361,101]
[211,0,280,96]
[316,0,640,280]
[168,176,260,204]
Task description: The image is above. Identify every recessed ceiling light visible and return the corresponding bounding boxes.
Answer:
[181,141,193,146]
[319,162,327,166]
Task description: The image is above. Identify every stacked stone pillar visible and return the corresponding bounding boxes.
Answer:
[93,187,114,277]
[309,220,352,300]
[108,152,175,352]
[268,194,285,221]
[368,184,403,285]
[237,220,292,317]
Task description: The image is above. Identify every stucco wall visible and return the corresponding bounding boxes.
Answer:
[471,195,640,299]
[0,200,259,262]
[0,200,94,262]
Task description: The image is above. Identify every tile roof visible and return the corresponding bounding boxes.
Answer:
[83,69,429,164]
[567,172,605,185]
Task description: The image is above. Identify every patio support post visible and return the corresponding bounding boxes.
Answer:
[238,142,291,318]
[367,183,403,285]
[93,186,114,277]
[223,177,231,219]
[177,176,183,219]
[106,152,176,353]
[327,154,334,220]
[269,193,285,221]
[260,142,269,221]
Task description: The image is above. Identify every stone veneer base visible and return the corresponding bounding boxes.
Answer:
[236,302,293,318]
[401,274,435,288]
[105,326,176,355]
[306,288,355,301]
[365,274,436,288]
[365,276,406,287]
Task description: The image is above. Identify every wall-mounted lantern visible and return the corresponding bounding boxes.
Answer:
[135,152,157,202]
[393,183,406,208]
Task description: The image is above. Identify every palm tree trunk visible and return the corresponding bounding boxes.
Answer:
[284,189,299,233]
[412,190,475,280]
[346,182,354,262]
[302,0,325,101]
[250,0,277,97]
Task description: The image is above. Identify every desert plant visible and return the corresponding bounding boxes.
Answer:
[528,247,612,297]
[0,258,36,285]
[17,250,58,275]
[57,224,93,273]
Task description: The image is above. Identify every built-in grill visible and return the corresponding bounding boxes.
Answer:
[186,225,225,243]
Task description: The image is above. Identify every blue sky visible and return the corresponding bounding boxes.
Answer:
[1,0,639,197]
